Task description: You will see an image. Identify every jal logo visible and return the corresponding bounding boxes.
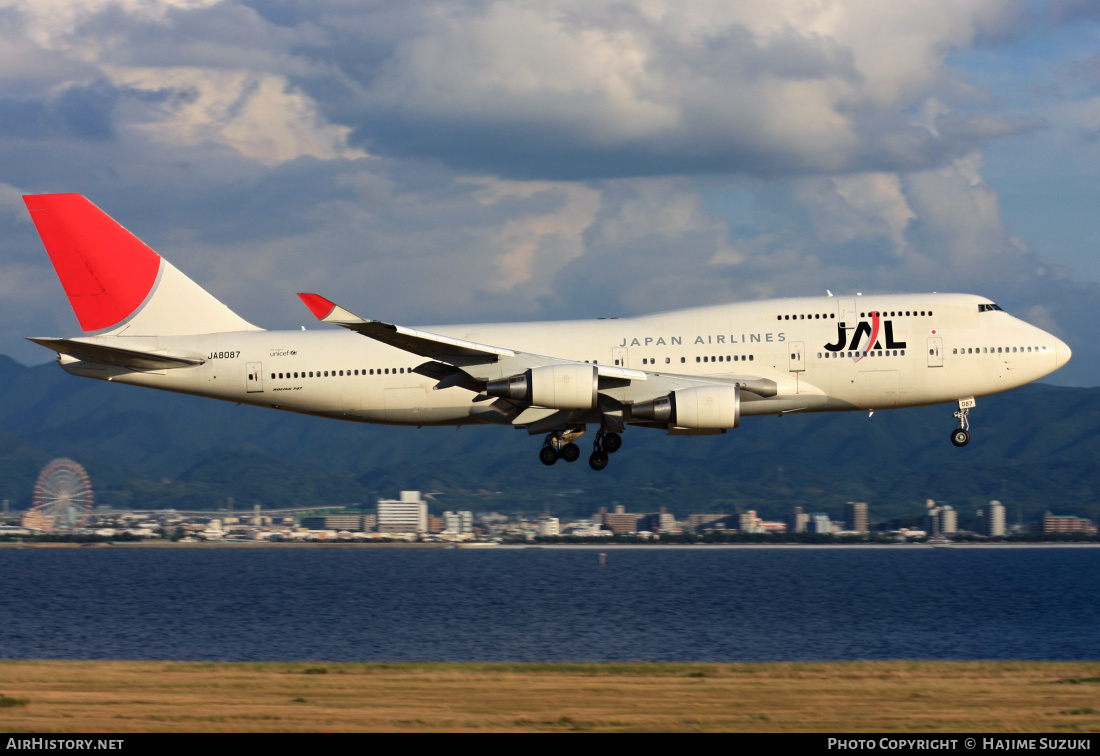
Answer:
[824,312,906,357]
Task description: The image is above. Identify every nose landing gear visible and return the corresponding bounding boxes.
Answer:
[950,397,975,447]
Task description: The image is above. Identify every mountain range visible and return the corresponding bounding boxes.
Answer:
[1,354,1096,526]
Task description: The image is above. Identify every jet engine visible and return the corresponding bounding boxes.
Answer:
[485,364,599,410]
[631,385,740,429]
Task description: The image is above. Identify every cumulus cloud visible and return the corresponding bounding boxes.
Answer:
[282,0,1041,178]
[0,0,1096,386]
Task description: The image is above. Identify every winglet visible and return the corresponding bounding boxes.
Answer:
[297,293,336,320]
[297,293,365,324]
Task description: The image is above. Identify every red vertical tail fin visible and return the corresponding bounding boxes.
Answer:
[25,194,260,336]
[24,194,160,332]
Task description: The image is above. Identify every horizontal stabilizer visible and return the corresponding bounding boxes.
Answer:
[28,337,205,371]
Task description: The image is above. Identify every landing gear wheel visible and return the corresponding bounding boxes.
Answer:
[589,451,609,471]
[950,429,970,447]
[602,432,622,454]
[560,443,581,463]
[539,446,559,466]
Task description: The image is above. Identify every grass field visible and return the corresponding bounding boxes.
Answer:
[0,660,1098,732]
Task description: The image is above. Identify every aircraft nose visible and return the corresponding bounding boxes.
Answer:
[1055,337,1072,370]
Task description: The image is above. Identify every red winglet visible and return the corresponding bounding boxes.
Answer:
[297,293,336,320]
[24,194,162,332]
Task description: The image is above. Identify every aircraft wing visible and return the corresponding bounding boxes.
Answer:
[297,294,779,407]
[297,293,648,383]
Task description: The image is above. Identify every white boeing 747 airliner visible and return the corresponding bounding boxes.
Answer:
[24,194,1071,470]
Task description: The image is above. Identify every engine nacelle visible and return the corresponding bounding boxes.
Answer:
[485,364,598,410]
[632,385,740,429]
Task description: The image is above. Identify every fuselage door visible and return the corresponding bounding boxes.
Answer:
[245,362,264,393]
[612,347,628,368]
[927,337,943,368]
[788,341,805,372]
[838,298,856,322]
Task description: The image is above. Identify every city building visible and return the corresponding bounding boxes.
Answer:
[602,505,640,534]
[688,513,729,532]
[845,502,868,533]
[563,518,604,536]
[975,500,1006,537]
[1042,511,1097,535]
[302,514,369,531]
[937,505,958,535]
[739,510,764,533]
[538,516,560,537]
[20,510,51,532]
[926,500,957,536]
[376,491,428,534]
[789,506,809,534]
[443,511,474,534]
[639,509,677,533]
[810,513,833,534]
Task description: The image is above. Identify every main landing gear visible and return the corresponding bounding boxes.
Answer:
[539,427,584,466]
[538,427,622,471]
[588,428,621,471]
[950,397,975,447]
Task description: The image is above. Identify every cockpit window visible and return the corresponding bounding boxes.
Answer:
[978,303,1004,312]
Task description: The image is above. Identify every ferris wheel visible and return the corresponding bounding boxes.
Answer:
[31,458,94,531]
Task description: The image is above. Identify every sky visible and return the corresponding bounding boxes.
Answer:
[1,0,1098,386]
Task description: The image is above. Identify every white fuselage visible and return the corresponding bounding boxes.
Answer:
[59,293,1070,431]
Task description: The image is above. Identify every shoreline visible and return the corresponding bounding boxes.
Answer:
[1,540,1098,549]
